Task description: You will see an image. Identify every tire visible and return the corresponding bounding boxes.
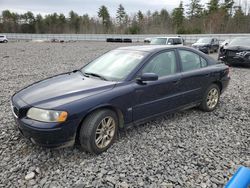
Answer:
[3,40,8,43]
[79,109,118,154]
[199,84,220,112]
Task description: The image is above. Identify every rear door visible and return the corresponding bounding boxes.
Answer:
[177,49,211,106]
[132,50,182,121]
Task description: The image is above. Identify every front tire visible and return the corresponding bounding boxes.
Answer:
[79,109,118,154]
[200,84,220,112]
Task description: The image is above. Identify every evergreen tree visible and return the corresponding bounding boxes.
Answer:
[116,4,126,26]
[172,1,184,31]
[186,0,203,18]
[207,0,219,13]
[98,5,110,27]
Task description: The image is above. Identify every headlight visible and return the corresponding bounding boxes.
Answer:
[27,108,68,123]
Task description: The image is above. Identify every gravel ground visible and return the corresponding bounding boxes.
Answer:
[0,41,249,188]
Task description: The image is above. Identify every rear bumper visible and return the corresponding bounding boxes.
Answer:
[221,78,230,94]
[14,117,79,148]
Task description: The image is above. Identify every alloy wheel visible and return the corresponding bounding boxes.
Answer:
[206,88,219,109]
[95,116,116,149]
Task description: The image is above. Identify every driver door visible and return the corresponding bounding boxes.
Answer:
[132,50,182,122]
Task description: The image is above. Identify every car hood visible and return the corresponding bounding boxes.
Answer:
[14,71,116,109]
[193,43,209,46]
[224,45,250,51]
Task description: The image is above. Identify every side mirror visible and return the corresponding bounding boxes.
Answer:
[225,42,228,46]
[136,73,158,83]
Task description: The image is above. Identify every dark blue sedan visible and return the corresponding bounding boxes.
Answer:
[11,46,230,154]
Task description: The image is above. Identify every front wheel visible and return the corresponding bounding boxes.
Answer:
[79,109,118,154]
[199,84,220,112]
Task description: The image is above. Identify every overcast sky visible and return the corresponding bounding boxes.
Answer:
[0,0,216,17]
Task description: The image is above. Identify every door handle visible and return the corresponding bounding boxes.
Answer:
[172,79,181,84]
[205,73,210,77]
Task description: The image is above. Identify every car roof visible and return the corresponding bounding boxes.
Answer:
[152,37,181,39]
[117,45,190,52]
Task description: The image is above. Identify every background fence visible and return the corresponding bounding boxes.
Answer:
[2,33,250,43]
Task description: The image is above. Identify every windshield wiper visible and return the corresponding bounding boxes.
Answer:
[84,72,108,81]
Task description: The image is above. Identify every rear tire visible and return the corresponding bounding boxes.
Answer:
[199,84,220,112]
[79,109,118,154]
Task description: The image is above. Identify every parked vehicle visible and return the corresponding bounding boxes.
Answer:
[0,35,8,43]
[219,37,250,66]
[192,37,219,54]
[11,46,230,154]
[106,38,132,43]
[220,39,231,48]
[150,37,184,46]
[144,38,151,43]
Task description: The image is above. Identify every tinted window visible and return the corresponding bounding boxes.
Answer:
[173,38,182,45]
[0,36,4,38]
[142,51,177,77]
[179,50,207,71]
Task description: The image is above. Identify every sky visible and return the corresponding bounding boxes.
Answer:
[0,0,213,17]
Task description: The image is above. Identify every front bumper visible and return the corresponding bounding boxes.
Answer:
[220,54,250,66]
[193,46,209,53]
[13,117,79,148]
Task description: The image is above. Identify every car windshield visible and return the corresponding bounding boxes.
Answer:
[229,38,250,46]
[196,38,212,43]
[150,38,167,45]
[81,50,147,81]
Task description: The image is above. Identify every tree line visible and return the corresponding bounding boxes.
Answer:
[0,0,250,34]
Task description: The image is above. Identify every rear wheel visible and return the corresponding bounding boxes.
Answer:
[79,109,118,154]
[200,84,220,112]
[3,40,8,43]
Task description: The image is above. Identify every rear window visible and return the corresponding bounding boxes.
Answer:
[173,38,182,45]
[0,36,4,38]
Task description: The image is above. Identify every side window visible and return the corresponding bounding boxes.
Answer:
[167,39,173,45]
[142,51,177,78]
[179,50,206,71]
[200,57,208,67]
[173,38,182,45]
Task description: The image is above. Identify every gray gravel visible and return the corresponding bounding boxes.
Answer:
[0,41,249,188]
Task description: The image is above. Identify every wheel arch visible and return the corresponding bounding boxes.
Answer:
[212,81,222,92]
[75,105,125,142]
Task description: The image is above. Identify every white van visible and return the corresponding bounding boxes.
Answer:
[150,37,184,46]
[0,35,8,43]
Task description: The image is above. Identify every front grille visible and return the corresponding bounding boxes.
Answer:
[227,51,236,57]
